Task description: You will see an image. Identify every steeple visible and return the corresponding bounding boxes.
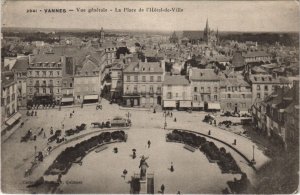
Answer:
[205,18,209,32]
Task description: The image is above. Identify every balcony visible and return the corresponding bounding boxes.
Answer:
[124,91,139,96]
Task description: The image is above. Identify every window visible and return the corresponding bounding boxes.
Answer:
[201,94,204,101]
[272,85,275,91]
[257,85,260,90]
[50,88,53,94]
[42,71,46,76]
[50,71,53,76]
[57,80,60,85]
[264,85,268,91]
[134,76,138,82]
[12,93,15,101]
[157,76,161,82]
[201,87,204,92]
[264,92,268,97]
[207,87,211,93]
[36,71,39,76]
[150,76,154,82]
[257,93,261,99]
[194,87,197,92]
[157,87,161,93]
[28,71,32,76]
[167,92,172,99]
[43,88,46,94]
[227,87,230,91]
[134,85,138,92]
[150,85,154,93]
[142,76,146,82]
[193,95,198,101]
[127,76,130,82]
[57,71,60,76]
[214,87,218,93]
[214,95,217,101]
[208,95,211,101]
[227,94,231,98]
[57,89,60,93]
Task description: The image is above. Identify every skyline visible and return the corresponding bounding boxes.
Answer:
[2,1,300,32]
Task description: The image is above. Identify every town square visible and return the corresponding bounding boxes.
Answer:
[1,1,299,194]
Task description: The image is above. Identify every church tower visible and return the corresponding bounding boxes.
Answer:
[100,27,105,43]
[203,18,210,44]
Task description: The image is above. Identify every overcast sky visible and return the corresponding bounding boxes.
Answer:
[2,1,299,32]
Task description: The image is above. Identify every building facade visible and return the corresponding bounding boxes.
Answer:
[74,55,101,104]
[220,73,252,113]
[123,61,164,107]
[26,53,63,105]
[163,75,191,110]
[248,74,289,104]
[1,71,21,134]
[189,68,221,110]
[11,56,29,107]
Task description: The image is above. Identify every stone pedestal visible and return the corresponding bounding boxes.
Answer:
[139,179,147,194]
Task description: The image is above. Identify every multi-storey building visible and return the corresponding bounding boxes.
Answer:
[27,53,63,105]
[189,68,221,110]
[122,61,165,107]
[1,71,21,134]
[242,51,272,64]
[74,55,101,104]
[248,74,289,104]
[11,56,29,107]
[219,72,252,113]
[252,81,299,150]
[163,74,191,110]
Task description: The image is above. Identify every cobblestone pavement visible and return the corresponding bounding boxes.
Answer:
[1,99,269,193]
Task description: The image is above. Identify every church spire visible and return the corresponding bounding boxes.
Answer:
[205,18,209,31]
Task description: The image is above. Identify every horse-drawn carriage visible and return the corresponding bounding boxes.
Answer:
[48,130,62,143]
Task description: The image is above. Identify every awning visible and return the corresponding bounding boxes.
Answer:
[192,102,204,108]
[208,103,221,110]
[61,97,74,103]
[84,95,99,100]
[180,101,192,108]
[163,100,176,108]
[6,112,22,126]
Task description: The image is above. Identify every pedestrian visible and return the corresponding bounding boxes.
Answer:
[170,162,174,172]
[147,140,151,148]
[73,110,75,114]
[123,169,128,179]
[153,109,156,113]
[70,113,72,118]
[43,132,46,139]
[62,124,64,129]
[170,112,173,117]
[161,184,165,194]
[208,130,211,135]
[35,111,37,116]
[177,191,181,195]
[174,117,177,122]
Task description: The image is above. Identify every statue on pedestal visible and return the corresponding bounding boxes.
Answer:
[139,155,149,180]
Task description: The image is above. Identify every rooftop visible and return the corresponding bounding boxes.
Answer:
[163,75,190,86]
[190,68,220,81]
[124,61,163,73]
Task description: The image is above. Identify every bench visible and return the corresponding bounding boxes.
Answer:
[183,144,196,152]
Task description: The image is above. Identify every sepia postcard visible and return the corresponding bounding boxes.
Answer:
[1,0,299,194]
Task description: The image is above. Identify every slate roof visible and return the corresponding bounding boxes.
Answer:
[163,75,190,86]
[12,56,29,71]
[32,53,61,63]
[190,69,220,81]
[124,61,163,73]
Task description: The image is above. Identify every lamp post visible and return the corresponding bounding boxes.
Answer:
[126,112,131,121]
[34,145,37,162]
[251,145,256,165]
[164,110,167,129]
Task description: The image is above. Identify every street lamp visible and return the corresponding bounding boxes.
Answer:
[251,145,256,165]
[126,112,131,121]
[34,145,37,162]
[164,110,167,129]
